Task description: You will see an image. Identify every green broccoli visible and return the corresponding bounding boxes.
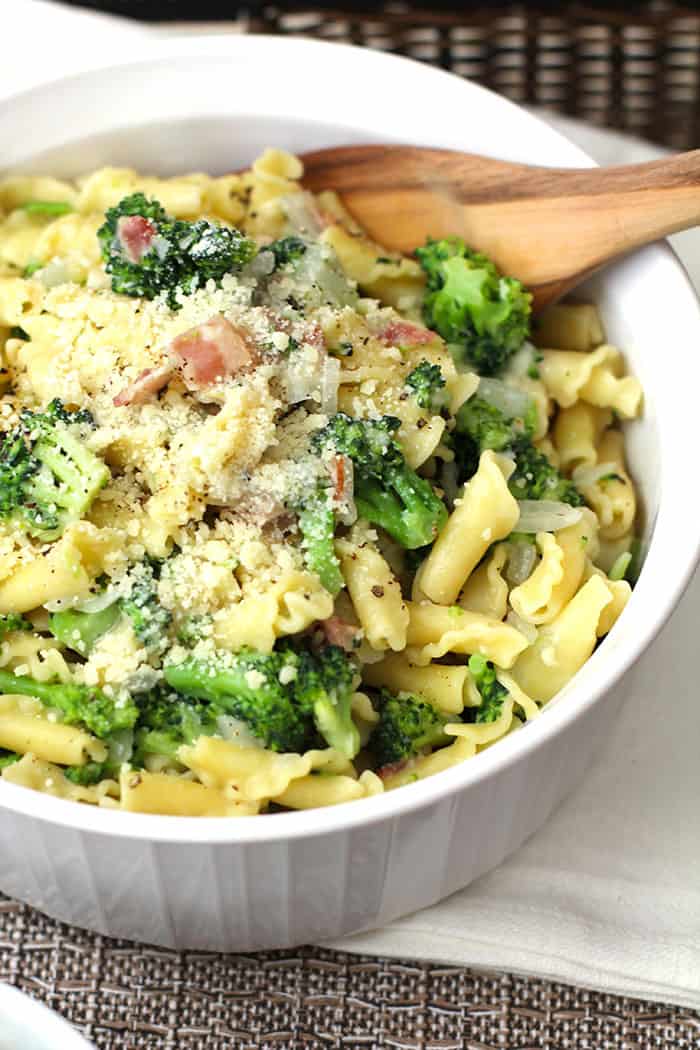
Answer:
[454,397,583,506]
[295,486,344,595]
[121,561,172,651]
[0,669,138,738]
[49,603,121,656]
[468,653,508,723]
[368,688,450,768]
[312,414,447,549]
[291,643,359,759]
[405,360,446,411]
[0,749,19,770]
[265,236,308,268]
[134,692,220,762]
[0,613,31,640]
[21,200,73,217]
[508,441,584,506]
[164,642,359,758]
[416,237,531,375]
[64,761,109,786]
[97,193,257,310]
[0,398,110,540]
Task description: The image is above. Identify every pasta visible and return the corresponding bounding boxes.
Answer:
[0,153,642,816]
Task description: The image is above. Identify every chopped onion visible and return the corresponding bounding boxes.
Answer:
[571,461,620,487]
[477,376,532,419]
[506,609,539,644]
[74,591,120,614]
[281,192,325,237]
[505,540,537,586]
[37,258,73,289]
[319,354,340,414]
[107,729,133,768]
[285,349,321,405]
[505,342,538,379]
[216,715,264,748]
[516,499,583,533]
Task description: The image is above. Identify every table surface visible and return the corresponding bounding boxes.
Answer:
[1,891,699,1049]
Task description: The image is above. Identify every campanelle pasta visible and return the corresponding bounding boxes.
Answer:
[0,152,642,816]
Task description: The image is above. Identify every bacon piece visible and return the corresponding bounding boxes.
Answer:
[304,322,325,350]
[116,215,156,263]
[377,758,410,781]
[113,360,175,407]
[320,615,361,652]
[379,320,435,346]
[170,314,256,389]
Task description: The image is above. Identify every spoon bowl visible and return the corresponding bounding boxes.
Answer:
[301,143,700,309]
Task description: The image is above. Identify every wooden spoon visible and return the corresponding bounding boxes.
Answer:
[300,144,700,310]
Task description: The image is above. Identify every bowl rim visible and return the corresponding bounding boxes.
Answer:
[0,982,92,1049]
[0,32,699,844]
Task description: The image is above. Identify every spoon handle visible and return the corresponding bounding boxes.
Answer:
[302,145,700,304]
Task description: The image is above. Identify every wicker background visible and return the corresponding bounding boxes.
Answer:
[62,0,700,149]
[3,3,700,1046]
[2,892,700,1049]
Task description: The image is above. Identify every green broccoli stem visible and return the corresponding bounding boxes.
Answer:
[355,471,447,550]
[49,604,121,656]
[0,669,138,738]
[297,491,344,595]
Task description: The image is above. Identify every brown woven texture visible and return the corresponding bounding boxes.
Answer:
[1,894,699,1049]
[244,1,700,150]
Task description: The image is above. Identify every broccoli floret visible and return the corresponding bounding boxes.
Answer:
[49,603,121,656]
[0,749,19,770]
[454,397,583,506]
[0,398,110,540]
[265,236,308,268]
[312,414,447,549]
[0,613,31,640]
[416,237,531,375]
[134,692,220,762]
[295,485,344,595]
[97,193,257,309]
[64,761,109,786]
[0,669,138,738]
[291,643,359,759]
[176,613,213,647]
[164,648,310,753]
[121,561,172,651]
[468,653,509,723]
[405,360,446,411]
[164,642,360,758]
[368,689,450,768]
[508,441,584,506]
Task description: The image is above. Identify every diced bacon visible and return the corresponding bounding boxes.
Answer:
[170,314,256,390]
[304,322,325,350]
[321,615,361,652]
[379,320,435,346]
[377,758,411,781]
[116,214,156,264]
[113,360,175,407]
[330,454,356,525]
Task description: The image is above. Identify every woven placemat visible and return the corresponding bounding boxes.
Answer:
[1,893,698,1049]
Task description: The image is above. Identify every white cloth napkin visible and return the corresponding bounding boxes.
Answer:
[4,0,700,1010]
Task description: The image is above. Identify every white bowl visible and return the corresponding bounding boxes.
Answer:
[0,983,92,1050]
[0,35,698,951]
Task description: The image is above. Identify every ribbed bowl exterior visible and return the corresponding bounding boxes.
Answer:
[0,686,621,951]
